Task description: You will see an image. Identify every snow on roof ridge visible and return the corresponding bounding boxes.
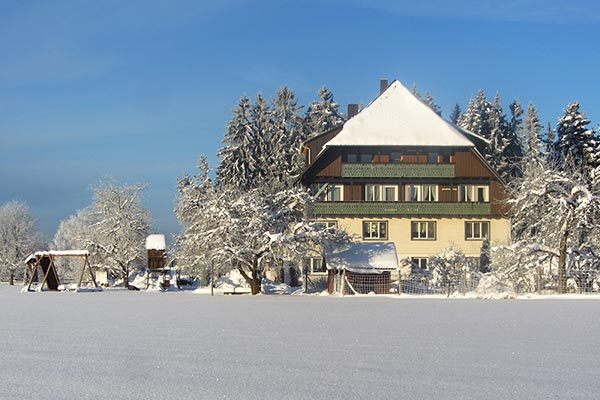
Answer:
[146,234,166,250]
[324,80,475,148]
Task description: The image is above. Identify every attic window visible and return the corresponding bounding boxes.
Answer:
[347,153,358,163]
[360,153,373,163]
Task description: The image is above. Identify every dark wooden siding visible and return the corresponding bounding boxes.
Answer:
[344,184,363,201]
[304,127,343,164]
[455,150,493,177]
[316,154,342,177]
[491,180,510,215]
[440,186,455,202]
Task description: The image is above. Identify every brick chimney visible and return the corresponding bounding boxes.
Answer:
[380,79,389,95]
[347,103,359,119]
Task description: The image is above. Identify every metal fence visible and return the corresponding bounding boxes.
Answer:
[326,268,600,297]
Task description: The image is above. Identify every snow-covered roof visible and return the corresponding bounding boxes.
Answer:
[25,250,90,263]
[324,80,475,148]
[146,234,166,250]
[325,242,399,273]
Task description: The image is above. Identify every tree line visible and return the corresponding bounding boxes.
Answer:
[2,83,599,294]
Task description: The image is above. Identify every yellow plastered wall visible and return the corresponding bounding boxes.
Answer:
[333,217,511,260]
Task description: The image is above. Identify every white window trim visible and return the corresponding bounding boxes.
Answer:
[465,221,490,240]
[405,184,438,202]
[411,257,429,270]
[411,221,437,240]
[458,185,489,202]
[365,184,398,202]
[304,257,327,274]
[362,221,388,240]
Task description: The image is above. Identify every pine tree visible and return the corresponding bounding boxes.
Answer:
[523,103,543,160]
[484,93,507,172]
[412,84,421,100]
[450,103,461,124]
[422,91,442,116]
[303,86,345,140]
[216,96,258,190]
[271,86,304,186]
[554,101,596,179]
[458,89,492,140]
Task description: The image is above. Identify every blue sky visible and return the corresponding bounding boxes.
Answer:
[1,0,599,239]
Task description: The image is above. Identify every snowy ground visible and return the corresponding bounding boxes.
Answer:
[0,284,599,400]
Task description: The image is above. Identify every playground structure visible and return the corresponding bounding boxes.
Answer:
[145,234,173,289]
[24,250,100,292]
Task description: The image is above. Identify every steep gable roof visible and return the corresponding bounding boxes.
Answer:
[324,80,474,148]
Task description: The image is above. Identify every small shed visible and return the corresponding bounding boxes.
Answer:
[325,242,399,295]
[145,234,170,288]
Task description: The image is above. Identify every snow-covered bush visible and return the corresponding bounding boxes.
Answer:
[427,246,480,296]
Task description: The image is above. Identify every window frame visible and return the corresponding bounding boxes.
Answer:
[411,221,437,240]
[365,184,398,202]
[405,184,439,202]
[458,185,489,202]
[465,221,490,240]
[303,257,327,274]
[362,221,388,240]
[411,257,428,270]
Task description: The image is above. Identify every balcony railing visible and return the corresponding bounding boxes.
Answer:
[313,201,491,216]
[341,163,455,178]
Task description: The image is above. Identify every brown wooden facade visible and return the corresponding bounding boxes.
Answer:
[301,145,510,218]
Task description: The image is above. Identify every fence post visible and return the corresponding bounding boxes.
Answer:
[537,266,541,295]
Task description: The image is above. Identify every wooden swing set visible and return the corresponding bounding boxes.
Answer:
[25,250,100,292]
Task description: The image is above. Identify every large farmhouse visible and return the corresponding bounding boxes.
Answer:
[301,80,511,280]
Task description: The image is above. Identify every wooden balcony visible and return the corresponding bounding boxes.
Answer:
[313,201,491,216]
[341,163,455,178]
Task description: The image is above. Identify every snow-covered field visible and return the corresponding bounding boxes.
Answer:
[1,284,598,400]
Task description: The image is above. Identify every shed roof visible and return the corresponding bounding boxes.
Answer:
[146,234,166,250]
[325,242,399,273]
[323,80,474,148]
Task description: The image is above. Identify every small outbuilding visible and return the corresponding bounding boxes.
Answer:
[325,242,399,295]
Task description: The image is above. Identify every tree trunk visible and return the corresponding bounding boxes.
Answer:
[9,270,14,286]
[123,266,129,289]
[557,227,569,294]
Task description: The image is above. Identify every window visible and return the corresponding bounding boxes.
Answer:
[360,153,373,163]
[314,220,338,230]
[428,152,438,163]
[465,221,490,240]
[458,185,489,202]
[346,153,358,163]
[303,257,326,274]
[312,184,343,201]
[411,257,428,270]
[365,184,398,201]
[362,221,388,240]
[411,221,436,240]
[390,151,402,162]
[405,185,438,202]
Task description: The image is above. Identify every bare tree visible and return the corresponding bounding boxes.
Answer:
[0,201,43,284]
[87,180,150,288]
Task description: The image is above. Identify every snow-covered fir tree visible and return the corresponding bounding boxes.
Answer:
[458,89,493,140]
[450,103,461,124]
[522,102,543,160]
[554,101,597,180]
[422,91,442,116]
[216,96,260,190]
[271,87,306,186]
[303,86,345,140]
